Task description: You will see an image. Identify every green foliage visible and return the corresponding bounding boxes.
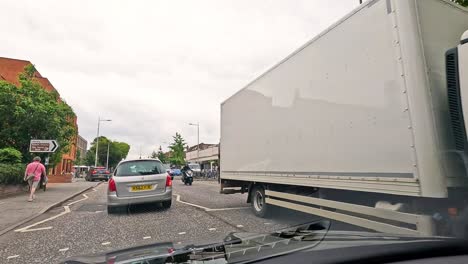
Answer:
[86,136,130,169]
[452,0,468,7]
[0,163,26,185]
[0,64,77,165]
[157,146,167,163]
[151,146,167,163]
[169,133,186,166]
[75,149,82,165]
[0,148,22,163]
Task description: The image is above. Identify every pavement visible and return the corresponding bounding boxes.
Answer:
[0,178,357,264]
[0,180,100,236]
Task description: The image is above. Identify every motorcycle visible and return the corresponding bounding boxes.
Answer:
[181,170,193,186]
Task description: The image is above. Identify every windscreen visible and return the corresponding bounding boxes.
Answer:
[115,160,165,176]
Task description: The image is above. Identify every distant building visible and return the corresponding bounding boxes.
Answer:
[0,57,78,175]
[77,135,87,162]
[185,143,219,170]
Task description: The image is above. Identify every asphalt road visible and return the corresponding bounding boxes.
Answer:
[0,179,329,263]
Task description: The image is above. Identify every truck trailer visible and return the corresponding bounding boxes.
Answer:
[220,0,468,237]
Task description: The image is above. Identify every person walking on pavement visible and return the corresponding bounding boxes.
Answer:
[24,156,46,202]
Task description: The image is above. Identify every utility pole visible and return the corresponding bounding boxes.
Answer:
[189,122,200,164]
[94,117,112,167]
[106,142,110,170]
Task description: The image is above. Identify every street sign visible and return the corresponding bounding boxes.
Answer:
[29,140,59,153]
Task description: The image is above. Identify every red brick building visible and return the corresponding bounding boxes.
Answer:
[0,57,78,175]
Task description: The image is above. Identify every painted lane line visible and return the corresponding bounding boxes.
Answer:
[101,242,111,245]
[174,194,249,212]
[236,225,244,228]
[15,206,70,233]
[66,188,97,206]
[20,226,53,232]
[174,195,210,211]
[67,193,88,206]
[178,232,186,235]
[58,247,69,252]
[264,222,272,225]
[6,255,19,259]
[207,207,250,212]
[95,210,104,213]
[14,188,96,233]
[208,228,216,231]
[143,236,151,239]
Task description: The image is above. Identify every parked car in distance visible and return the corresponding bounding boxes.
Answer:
[188,163,201,176]
[107,158,172,214]
[169,167,182,176]
[86,167,111,182]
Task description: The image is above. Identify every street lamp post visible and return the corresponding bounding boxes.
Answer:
[95,117,112,167]
[189,122,200,164]
[106,143,110,170]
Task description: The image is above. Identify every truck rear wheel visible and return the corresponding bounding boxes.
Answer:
[251,185,269,218]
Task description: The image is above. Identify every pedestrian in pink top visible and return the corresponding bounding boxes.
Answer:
[24,156,46,202]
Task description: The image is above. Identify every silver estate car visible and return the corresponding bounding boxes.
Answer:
[107,159,172,214]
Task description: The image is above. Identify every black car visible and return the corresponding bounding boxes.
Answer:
[85,167,111,182]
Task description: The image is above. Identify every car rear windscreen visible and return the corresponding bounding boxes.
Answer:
[115,160,165,176]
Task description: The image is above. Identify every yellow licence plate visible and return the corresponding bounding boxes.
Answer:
[131,185,153,191]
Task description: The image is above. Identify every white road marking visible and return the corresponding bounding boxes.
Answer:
[236,225,244,228]
[207,207,250,212]
[95,210,104,213]
[174,194,249,212]
[174,195,210,211]
[58,247,69,252]
[208,228,216,231]
[264,222,272,225]
[20,226,53,232]
[14,188,97,233]
[6,255,19,259]
[15,206,70,233]
[143,236,151,239]
[178,232,186,235]
[101,242,111,245]
[67,192,91,206]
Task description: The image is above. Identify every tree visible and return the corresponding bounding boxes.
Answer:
[0,64,77,165]
[169,133,186,166]
[452,0,468,7]
[156,146,167,163]
[85,136,130,169]
[0,147,22,163]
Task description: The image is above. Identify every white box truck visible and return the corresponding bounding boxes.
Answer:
[220,0,468,237]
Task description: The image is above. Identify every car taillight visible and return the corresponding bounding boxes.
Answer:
[105,170,110,174]
[109,178,116,192]
[91,170,96,174]
[166,174,172,187]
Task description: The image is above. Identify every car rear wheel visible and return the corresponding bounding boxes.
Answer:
[162,200,172,209]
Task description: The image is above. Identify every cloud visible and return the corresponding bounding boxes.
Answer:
[0,0,357,159]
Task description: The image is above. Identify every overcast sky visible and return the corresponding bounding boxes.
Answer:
[1,0,358,159]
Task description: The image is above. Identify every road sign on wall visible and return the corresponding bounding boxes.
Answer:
[29,140,59,153]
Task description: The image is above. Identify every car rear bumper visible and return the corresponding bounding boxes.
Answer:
[89,175,110,180]
[107,188,172,207]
